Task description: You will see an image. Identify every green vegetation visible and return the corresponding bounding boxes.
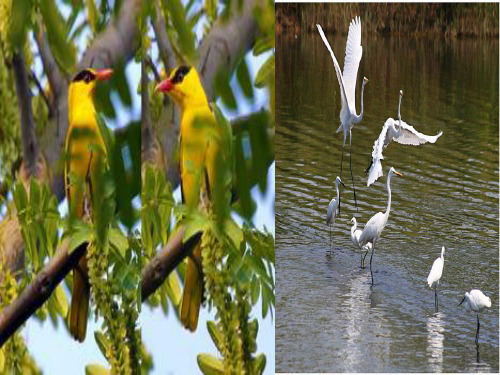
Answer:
[276,3,499,37]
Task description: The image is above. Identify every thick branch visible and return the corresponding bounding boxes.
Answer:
[198,0,262,99]
[12,53,38,177]
[141,227,201,301]
[34,28,66,99]
[0,225,200,346]
[78,0,141,70]
[0,242,86,347]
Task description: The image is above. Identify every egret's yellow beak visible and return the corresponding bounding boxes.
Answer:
[394,170,403,177]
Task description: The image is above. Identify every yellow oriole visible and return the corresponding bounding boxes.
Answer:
[155,66,221,331]
[65,67,113,342]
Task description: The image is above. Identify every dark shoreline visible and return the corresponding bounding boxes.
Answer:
[276,3,499,38]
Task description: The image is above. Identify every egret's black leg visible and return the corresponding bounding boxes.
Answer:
[349,131,358,211]
[435,284,438,312]
[339,141,345,215]
[476,314,480,345]
[369,245,375,286]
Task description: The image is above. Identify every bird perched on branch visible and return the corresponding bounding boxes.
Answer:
[65,67,113,342]
[155,65,229,331]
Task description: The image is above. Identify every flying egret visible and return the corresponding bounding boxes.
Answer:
[326,176,346,254]
[427,246,445,312]
[359,167,403,286]
[350,217,372,268]
[316,19,368,213]
[366,90,442,186]
[459,289,492,345]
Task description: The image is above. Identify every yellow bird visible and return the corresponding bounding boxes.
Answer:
[155,66,222,331]
[65,67,113,342]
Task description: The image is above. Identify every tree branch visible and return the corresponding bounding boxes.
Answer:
[29,70,52,116]
[141,227,201,301]
[0,242,86,347]
[34,28,66,99]
[0,226,200,346]
[198,0,262,99]
[12,52,38,178]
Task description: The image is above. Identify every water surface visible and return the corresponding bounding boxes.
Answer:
[276,32,499,372]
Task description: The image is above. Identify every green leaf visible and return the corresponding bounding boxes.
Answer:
[183,211,210,242]
[205,0,218,22]
[254,54,274,88]
[252,353,266,374]
[67,224,92,254]
[166,272,182,306]
[236,59,254,99]
[251,275,260,305]
[40,0,77,71]
[9,0,33,48]
[197,354,224,375]
[214,69,237,110]
[253,36,274,56]
[85,364,110,375]
[108,228,128,259]
[85,0,99,33]
[164,0,196,61]
[207,321,224,352]
[52,284,69,317]
[224,217,243,251]
[94,331,110,360]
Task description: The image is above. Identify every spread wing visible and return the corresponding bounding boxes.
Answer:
[367,120,391,186]
[316,23,350,115]
[394,120,443,146]
[342,16,363,110]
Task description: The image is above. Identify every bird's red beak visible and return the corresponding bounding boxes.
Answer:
[94,69,113,81]
[155,79,173,93]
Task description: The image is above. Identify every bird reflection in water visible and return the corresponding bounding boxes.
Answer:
[426,312,445,372]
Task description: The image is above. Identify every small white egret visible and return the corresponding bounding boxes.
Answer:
[366,90,442,186]
[350,217,372,268]
[459,289,492,345]
[326,176,346,254]
[359,167,403,285]
[427,246,445,311]
[316,19,368,212]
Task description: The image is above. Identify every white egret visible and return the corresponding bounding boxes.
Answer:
[316,19,368,212]
[326,176,346,254]
[366,90,443,187]
[350,217,372,268]
[459,289,492,345]
[359,167,403,285]
[427,246,445,312]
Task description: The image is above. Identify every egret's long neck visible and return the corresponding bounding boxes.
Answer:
[354,82,366,124]
[395,94,402,137]
[385,174,392,219]
[336,182,340,201]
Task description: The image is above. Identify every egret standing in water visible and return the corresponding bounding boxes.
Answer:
[316,18,368,213]
[459,289,492,345]
[350,217,372,268]
[427,246,445,312]
[358,167,403,285]
[326,176,346,254]
[366,90,442,186]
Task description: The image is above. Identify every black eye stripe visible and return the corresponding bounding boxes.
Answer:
[171,65,191,84]
[72,69,95,83]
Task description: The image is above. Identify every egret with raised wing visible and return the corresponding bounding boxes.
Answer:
[427,246,445,312]
[459,289,491,345]
[359,167,402,285]
[350,217,372,268]
[366,90,442,186]
[326,176,346,254]
[316,18,368,212]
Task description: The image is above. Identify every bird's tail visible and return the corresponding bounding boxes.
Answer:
[69,256,89,342]
[180,243,204,331]
[336,124,342,133]
[367,158,383,187]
